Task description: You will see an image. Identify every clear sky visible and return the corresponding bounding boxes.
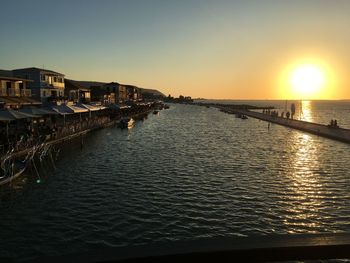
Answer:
[1,0,350,99]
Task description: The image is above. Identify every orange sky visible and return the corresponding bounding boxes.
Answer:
[1,1,350,99]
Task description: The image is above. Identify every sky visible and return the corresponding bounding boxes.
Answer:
[1,0,350,99]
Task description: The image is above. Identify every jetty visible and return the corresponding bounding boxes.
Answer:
[218,106,350,144]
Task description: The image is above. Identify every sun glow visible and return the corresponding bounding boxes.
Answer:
[291,65,325,98]
[279,59,336,99]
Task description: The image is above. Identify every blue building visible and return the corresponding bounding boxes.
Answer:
[12,67,65,103]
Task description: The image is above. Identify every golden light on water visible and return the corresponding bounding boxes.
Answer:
[283,131,323,233]
[299,100,313,122]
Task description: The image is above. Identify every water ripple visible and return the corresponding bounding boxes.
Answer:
[0,103,350,261]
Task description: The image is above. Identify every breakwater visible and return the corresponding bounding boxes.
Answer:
[217,105,350,144]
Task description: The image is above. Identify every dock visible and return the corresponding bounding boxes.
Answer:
[218,106,350,144]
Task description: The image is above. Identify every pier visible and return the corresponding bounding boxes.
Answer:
[217,106,350,144]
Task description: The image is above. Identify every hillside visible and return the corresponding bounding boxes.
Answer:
[70,79,165,97]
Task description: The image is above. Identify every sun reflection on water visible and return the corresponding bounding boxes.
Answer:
[282,130,325,233]
[299,100,313,122]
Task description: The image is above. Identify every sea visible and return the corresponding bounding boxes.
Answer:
[0,100,349,261]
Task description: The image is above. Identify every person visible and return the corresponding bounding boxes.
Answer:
[286,111,290,119]
[334,119,338,128]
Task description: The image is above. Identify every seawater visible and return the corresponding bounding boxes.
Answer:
[0,101,349,261]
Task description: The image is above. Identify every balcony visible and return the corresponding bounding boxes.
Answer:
[7,88,21,97]
[0,89,7,96]
[21,89,32,97]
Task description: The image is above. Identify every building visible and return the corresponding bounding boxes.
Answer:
[89,82,130,105]
[64,79,91,103]
[0,75,41,108]
[103,83,128,103]
[125,85,142,102]
[12,67,65,103]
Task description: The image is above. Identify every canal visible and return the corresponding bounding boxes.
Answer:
[0,103,350,261]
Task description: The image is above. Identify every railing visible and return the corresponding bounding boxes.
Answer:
[23,233,350,262]
[0,89,7,96]
[7,88,21,97]
[21,89,32,97]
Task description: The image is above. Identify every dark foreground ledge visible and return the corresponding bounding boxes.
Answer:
[25,233,350,263]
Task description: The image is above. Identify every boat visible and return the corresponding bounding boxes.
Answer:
[0,158,29,186]
[153,110,159,114]
[164,105,170,109]
[241,115,248,120]
[118,117,134,129]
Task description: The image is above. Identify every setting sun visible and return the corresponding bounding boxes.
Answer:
[290,65,325,98]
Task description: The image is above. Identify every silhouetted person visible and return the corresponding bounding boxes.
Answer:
[286,111,290,119]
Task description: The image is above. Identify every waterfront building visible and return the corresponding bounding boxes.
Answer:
[125,85,142,102]
[90,82,130,105]
[90,85,115,105]
[64,79,91,103]
[12,67,65,103]
[103,82,128,103]
[0,75,41,109]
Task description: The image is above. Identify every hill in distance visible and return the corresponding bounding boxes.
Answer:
[69,79,165,97]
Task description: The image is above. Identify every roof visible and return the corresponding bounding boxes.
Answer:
[104,82,120,86]
[0,76,33,82]
[65,79,90,91]
[0,69,13,77]
[0,109,37,122]
[19,107,58,116]
[0,97,41,106]
[12,67,64,76]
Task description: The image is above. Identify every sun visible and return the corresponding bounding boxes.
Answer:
[290,64,325,98]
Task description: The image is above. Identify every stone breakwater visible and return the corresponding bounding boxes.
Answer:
[218,105,350,144]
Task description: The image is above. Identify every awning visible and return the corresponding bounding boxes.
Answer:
[19,107,58,116]
[51,105,75,115]
[0,109,37,122]
[67,105,89,113]
[78,103,105,111]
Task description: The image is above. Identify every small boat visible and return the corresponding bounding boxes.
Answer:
[164,105,170,109]
[118,117,134,129]
[153,110,159,114]
[0,159,28,186]
[241,115,248,120]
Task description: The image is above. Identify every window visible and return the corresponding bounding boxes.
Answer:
[54,77,57,82]
[43,90,46,97]
[19,82,24,89]
[41,74,46,81]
